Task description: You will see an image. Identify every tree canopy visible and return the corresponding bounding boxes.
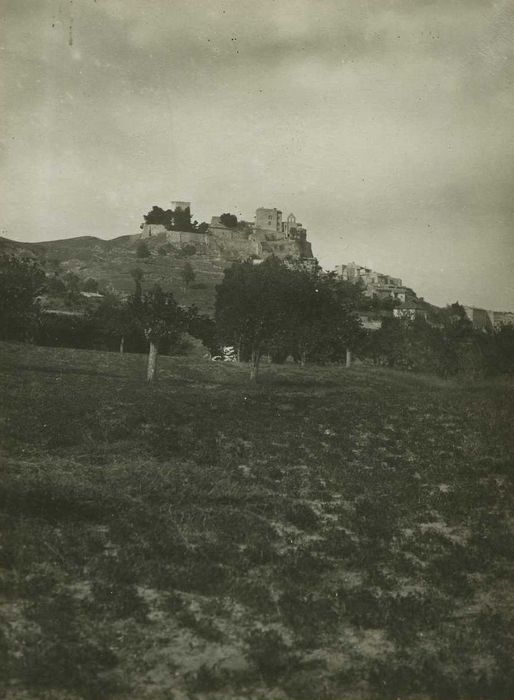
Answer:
[143,205,197,233]
[219,213,238,228]
[0,255,45,341]
[215,257,364,379]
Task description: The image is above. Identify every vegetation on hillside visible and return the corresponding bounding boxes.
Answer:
[143,205,208,233]
[1,253,513,382]
[219,213,238,228]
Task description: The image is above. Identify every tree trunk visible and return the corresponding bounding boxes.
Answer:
[300,350,307,367]
[346,347,352,368]
[119,335,125,354]
[250,350,260,382]
[147,341,158,382]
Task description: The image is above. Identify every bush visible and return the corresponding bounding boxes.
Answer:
[178,244,197,257]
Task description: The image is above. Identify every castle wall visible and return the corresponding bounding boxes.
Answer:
[166,230,209,245]
[141,223,168,238]
[140,224,208,245]
[210,225,250,242]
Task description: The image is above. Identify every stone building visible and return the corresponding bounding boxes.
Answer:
[170,201,191,212]
[281,213,307,241]
[255,208,283,233]
[335,262,407,301]
[140,223,209,245]
[463,306,514,331]
[140,223,169,238]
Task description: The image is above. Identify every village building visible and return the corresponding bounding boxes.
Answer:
[463,306,514,331]
[335,261,409,301]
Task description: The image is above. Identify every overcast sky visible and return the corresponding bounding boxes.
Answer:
[1,0,513,309]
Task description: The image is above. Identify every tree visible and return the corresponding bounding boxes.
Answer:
[215,258,365,379]
[129,285,185,382]
[494,323,514,374]
[0,254,45,341]
[172,206,194,232]
[186,306,221,357]
[82,277,99,293]
[89,293,135,354]
[182,261,195,291]
[219,213,238,228]
[143,205,174,229]
[129,267,144,302]
[63,272,82,306]
[215,258,299,381]
[281,270,363,366]
[143,204,199,232]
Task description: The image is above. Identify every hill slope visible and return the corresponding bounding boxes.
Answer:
[0,234,241,313]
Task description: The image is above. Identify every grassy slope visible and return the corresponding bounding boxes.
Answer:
[0,235,230,314]
[0,342,513,700]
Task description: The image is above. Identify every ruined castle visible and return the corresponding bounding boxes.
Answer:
[140,204,313,262]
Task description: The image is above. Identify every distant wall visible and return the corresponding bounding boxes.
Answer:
[140,224,208,245]
[141,223,168,238]
[166,230,209,245]
[210,226,250,242]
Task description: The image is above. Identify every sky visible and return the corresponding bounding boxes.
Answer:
[1,0,513,309]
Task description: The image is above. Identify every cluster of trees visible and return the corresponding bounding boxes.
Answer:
[360,305,514,377]
[0,255,45,342]
[219,213,238,228]
[143,205,208,234]
[215,258,363,380]
[1,253,513,383]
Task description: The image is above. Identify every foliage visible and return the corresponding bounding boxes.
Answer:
[178,243,197,257]
[82,276,99,293]
[186,306,221,355]
[359,302,508,378]
[45,273,66,295]
[215,259,364,376]
[143,204,197,232]
[494,323,514,373]
[215,257,299,377]
[0,254,45,341]
[219,212,238,228]
[129,285,188,379]
[88,293,141,351]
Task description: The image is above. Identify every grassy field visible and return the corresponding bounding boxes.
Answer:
[0,342,513,700]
